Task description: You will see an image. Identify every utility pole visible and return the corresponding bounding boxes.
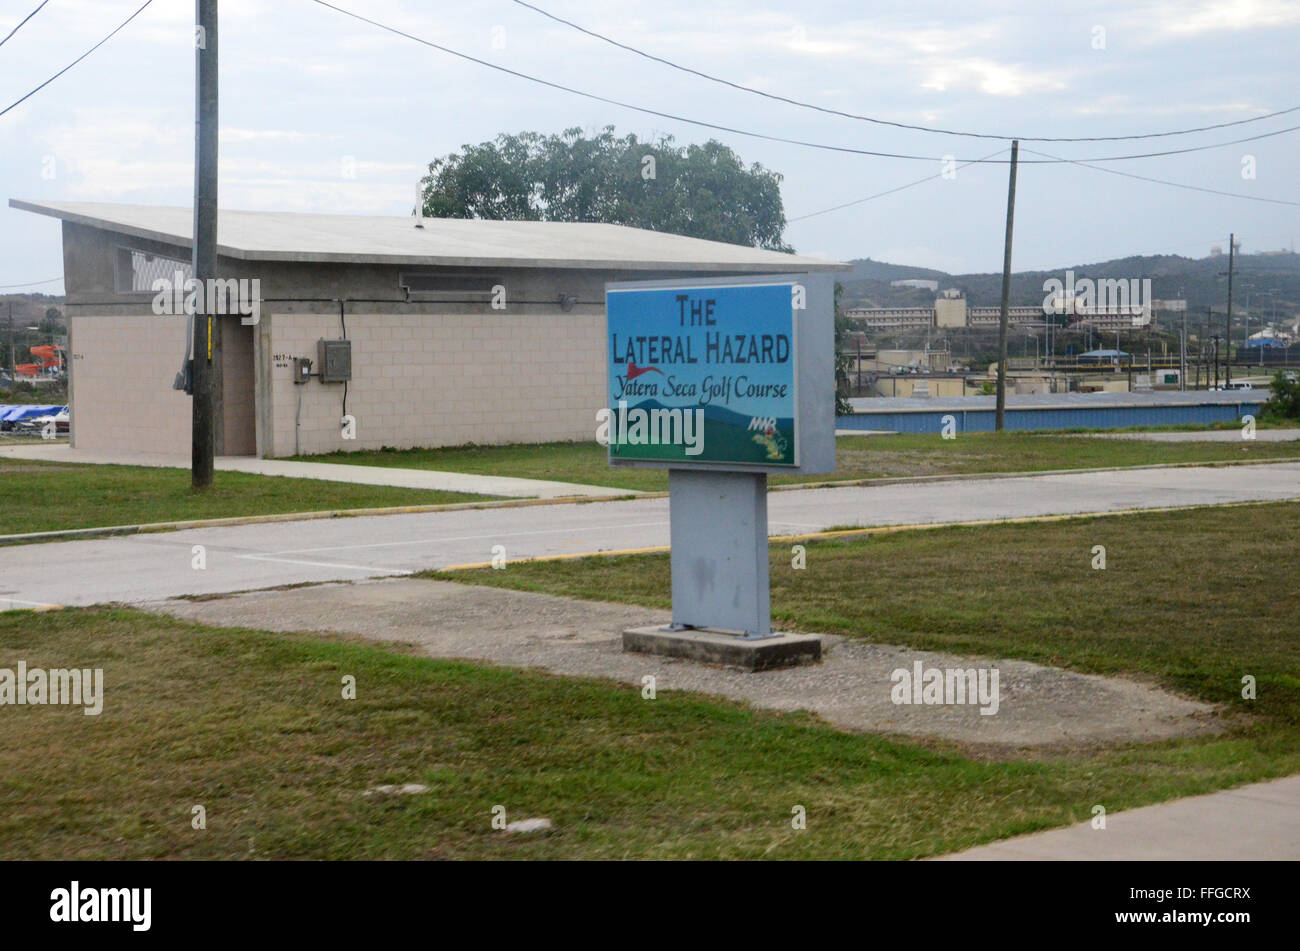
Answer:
[1180,307,1187,390]
[5,300,13,379]
[1262,290,1274,367]
[1224,233,1235,386]
[1205,308,1212,389]
[191,0,218,489]
[994,140,1019,432]
[1044,312,1051,370]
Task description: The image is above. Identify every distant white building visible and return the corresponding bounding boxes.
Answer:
[844,306,935,331]
[848,289,1044,331]
[890,279,939,292]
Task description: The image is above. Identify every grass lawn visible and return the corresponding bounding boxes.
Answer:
[435,501,1300,717]
[0,598,1293,861]
[2,501,1296,859]
[299,431,1300,493]
[0,457,494,536]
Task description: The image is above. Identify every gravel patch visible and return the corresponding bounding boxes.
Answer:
[147,577,1221,749]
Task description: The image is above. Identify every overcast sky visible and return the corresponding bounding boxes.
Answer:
[2,0,1297,294]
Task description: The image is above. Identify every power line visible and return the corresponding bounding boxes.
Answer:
[304,0,1002,163]
[0,0,153,120]
[511,0,1300,144]
[0,0,50,50]
[0,276,63,289]
[309,1,1300,165]
[1021,146,1300,207]
[789,149,1008,222]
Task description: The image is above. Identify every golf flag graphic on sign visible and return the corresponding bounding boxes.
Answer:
[606,281,798,466]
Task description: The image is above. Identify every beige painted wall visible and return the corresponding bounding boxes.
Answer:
[55,219,815,459]
[262,311,606,457]
[873,376,967,398]
[68,314,191,454]
[934,297,967,328]
[66,309,609,458]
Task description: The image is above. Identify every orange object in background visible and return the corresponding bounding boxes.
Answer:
[29,344,64,368]
[13,344,64,377]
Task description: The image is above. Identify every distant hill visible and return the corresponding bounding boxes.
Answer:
[840,252,1300,322]
[0,292,65,321]
[839,258,951,285]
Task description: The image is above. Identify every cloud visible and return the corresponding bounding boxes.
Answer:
[1067,96,1272,118]
[919,58,1066,97]
[34,106,422,209]
[1141,0,1300,38]
[222,180,417,213]
[220,128,329,143]
[4,0,1297,280]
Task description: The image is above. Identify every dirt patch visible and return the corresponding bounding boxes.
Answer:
[146,577,1222,749]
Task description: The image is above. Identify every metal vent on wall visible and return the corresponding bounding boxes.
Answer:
[399,272,502,300]
[116,247,192,293]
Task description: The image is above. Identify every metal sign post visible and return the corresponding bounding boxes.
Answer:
[667,468,771,635]
[605,273,836,666]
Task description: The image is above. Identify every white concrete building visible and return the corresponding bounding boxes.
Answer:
[13,200,842,457]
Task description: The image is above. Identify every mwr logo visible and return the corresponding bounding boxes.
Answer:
[50,881,151,932]
[747,416,777,432]
[151,270,261,326]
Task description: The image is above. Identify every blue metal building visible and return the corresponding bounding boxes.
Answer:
[838,391,1266,434]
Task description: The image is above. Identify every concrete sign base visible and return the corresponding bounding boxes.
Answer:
[622,625,822,672]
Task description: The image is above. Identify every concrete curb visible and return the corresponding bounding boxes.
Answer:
[0,493,640,547]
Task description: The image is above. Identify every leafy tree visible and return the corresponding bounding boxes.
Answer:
[421,126,790,250]
[39,307,63,336]
[1262,370,1300,420]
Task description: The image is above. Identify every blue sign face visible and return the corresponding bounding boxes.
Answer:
[605,281,799,466]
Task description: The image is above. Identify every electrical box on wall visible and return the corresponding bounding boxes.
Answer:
[317,339,352,383]
[292,357,312,384]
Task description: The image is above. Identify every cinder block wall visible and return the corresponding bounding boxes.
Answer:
[263,311,606,457]
[68,314,191,453]
[57,220,761,459]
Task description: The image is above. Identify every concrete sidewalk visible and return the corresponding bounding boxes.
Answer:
[0,443,633,499]
[1076,428,1300,442]
[938,774,1300,860]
